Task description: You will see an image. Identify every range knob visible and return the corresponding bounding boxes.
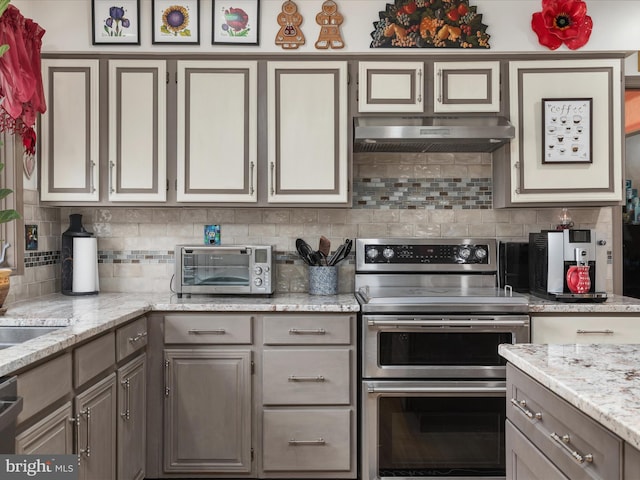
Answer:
[366,248,379,260]
[382,248,395,260]
[458,247,471,260]
[254,278,263,286]
[254,266,263,275]
[475,247,488,260]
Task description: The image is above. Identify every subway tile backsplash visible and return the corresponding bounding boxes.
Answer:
[9,152,615,302]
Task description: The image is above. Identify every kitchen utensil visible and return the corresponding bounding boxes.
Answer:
[319,236,331,264]
[328,243,345,266]
[296,238,316,266]
[328,238,352,266]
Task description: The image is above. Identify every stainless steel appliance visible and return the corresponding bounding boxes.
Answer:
[353,116,515,153]
[356,238,530,480]
[0,376,23,453]
[529,229,607,302]
[174,245,274,297]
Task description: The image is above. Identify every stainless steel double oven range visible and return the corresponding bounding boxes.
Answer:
[356,238,530,480]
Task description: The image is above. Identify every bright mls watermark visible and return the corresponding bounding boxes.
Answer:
[0,455,77,480]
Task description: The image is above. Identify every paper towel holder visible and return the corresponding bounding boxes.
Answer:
[61,214,99,296]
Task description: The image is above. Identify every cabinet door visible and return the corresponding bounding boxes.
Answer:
[358,61,424,113]
[15,402,74,454]
[118,354,146,480]
[164,349,252,474]
[267,61,349,204]
[108,60,166,202]
[75,373,117,480]
[506,421,569,480]
[498,58,622,206]
[176,60,258,202]
[40,59,99,201]
[433,61,500,113]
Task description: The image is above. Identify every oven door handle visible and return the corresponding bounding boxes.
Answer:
[367,384,506,394]
[367,319,529,328]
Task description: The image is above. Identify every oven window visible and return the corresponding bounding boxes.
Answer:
[183,253,250,286]
[379,332,511,367]
[378,396,506,476]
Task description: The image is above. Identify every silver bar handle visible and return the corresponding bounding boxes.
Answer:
[128,331,147,343]
[577,329,614,335]
[368,385,505,394]
[270,162,275,196]
[71,415,81,459]
[288,437,325,445]
[288,375,325,382]
[109,160,115,194]
[289,328,326,335]
[510,398,542,420]
[437,69,442,103]
[417,68,423,103]
[550,432,593,464]
[368,319,528,328]
[120,378,131,420]
[89,160,96,193]
[164,359,170,397]
[188,329,226,335]
[79,407,91,457]
[249,161,255,195]
[504,285,513,296]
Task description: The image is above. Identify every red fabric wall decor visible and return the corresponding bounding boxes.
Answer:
[531,0,592,50]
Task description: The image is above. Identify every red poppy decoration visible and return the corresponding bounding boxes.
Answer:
[531,0,592,50]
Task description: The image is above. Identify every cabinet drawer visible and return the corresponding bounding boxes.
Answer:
[262,349,350,405]
[507,364,621,480]
[263,314,352,345]
[262,409,351,472]
[116,316,147,362]
[17,353,72,424]
[164,314,252,344]
[74,332,116,387]
[16,401,74,454]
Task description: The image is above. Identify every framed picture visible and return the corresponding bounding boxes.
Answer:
[25,225,38,251]
[152,0,200,44]
[212,0,260,45]
[92,0,140,45]
[542,98,593,164]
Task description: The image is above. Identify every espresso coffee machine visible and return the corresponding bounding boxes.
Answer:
[529,229,607,302]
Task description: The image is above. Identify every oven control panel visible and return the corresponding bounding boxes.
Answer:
[356,238,496,271]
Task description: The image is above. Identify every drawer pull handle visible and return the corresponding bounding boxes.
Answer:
[288,438,325,445]
[288,328,326,335]
[577,329,614,335]
[550,432,593,464]
[128,331,147,343]
[188,329,226,335]
[288,375,325,382]
[510,398,542,420]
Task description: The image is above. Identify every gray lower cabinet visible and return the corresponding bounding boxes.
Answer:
[506,363,634,480]
[75,373,118,480]
[163,348,252,474]
[117,353,147,480]
[15,402,74,454]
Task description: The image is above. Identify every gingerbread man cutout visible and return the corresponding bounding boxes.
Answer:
[315,0,344,49]
[275,0,305,49]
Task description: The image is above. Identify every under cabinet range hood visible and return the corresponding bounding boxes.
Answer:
[353,116,515,153]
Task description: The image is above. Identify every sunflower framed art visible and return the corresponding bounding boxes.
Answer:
[212,0,260,45]
[92,0,140,45]
[152,0,200,44]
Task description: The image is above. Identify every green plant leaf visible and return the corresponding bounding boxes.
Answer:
[0,0,10,17]
[0,210,20,224]
[0,188,13,201]
[0,44,8,57]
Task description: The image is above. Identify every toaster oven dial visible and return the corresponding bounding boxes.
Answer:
[254,278,263,286]
[254,266,263,275]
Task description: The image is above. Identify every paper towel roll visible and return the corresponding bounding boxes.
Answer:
[72,237,98,294]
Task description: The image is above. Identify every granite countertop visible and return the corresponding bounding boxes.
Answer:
[499,343,640,450]
[0,292,360,377]
[527,293,640,313]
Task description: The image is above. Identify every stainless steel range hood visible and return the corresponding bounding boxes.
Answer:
[353,116,515,153]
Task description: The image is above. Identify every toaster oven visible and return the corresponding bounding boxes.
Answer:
[174,245,274,297]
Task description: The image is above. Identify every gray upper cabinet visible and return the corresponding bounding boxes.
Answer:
[357,61,424,113]
[108,60,167,202]
[267,61,349,204]
[433,61,500,113]
[40,59,100,201]
[494,58,623,207]
[176,60,258,203]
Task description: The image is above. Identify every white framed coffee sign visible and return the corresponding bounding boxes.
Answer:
[542,98,592,164]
